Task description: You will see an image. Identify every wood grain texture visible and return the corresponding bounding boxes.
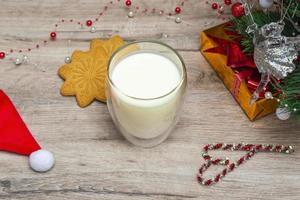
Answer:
[0,0,299,199]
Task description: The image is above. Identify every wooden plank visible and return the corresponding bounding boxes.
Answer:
[0,0,299,199]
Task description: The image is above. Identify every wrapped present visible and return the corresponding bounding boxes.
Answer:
[200,23,278,121]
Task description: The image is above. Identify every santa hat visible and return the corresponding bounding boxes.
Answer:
[0,90,54,172]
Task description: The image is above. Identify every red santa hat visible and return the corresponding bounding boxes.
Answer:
[0,90,54,172]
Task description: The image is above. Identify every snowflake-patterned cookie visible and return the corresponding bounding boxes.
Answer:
[58,36,125,107]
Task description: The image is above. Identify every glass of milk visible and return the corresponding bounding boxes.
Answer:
[106,41,187,147]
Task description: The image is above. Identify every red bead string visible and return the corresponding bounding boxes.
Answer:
[0,0,189,60]
[197,143,295,186]
[125,0,132,7]
[127,0,188,16]
[206,0,236,21]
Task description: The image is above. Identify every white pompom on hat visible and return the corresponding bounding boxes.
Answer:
[0,90,55,172]
[29,149,55,172]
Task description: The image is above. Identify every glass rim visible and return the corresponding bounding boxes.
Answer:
[107,40,187,101]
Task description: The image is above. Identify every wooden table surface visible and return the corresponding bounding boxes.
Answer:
[0,0,299,199]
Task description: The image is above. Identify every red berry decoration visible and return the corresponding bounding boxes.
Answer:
[175,7,181,14]
[211,3,219,10]
[231,2,245,17]
[50,32,57,40]
[224,0,232,5]
[125,0,131,7]
[86,20,93,27]
[0,52,5,59]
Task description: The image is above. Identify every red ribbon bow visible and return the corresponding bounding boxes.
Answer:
[204,34,265,98]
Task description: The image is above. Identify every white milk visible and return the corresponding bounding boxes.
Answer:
[108,52,184,140]
[111,53,181,99]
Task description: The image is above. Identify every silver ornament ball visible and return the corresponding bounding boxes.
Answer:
[65,56,71,64]
[259,0,274,9]
[175,17,182,23]
[219,6,224,12]
[276,107,291,121]
[90,26,96,33]
[264,91,273,99]
[162,33,168,38]
[284,104,288,108]
[288,146,294,153]
[128,11,134,18]
[14,58,22,65]
[22,55,28,63]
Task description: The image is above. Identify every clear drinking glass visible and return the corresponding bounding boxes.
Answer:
[106,41,187,147]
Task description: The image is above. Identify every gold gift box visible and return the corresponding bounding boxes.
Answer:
[200,23,278,121]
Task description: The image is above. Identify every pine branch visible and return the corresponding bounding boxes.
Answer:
[280,62,300,119]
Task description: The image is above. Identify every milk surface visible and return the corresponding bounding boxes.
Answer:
[111,52,181,99]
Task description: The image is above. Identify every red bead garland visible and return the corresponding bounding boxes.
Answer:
[125,0,132,7]
[211,3,219,10]
[0,52,5,59]
[86,20,93,27]
[197,143,294,186]
[175,6,181,14]
[231,2,245,17]
[224,0,232,5]
[2,0,192,60]
[50,32,57,40]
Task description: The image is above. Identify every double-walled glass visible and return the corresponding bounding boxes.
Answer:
[106,41,187,147]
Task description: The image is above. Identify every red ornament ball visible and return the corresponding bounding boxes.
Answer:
[86,20,93,27]
[0,52,5,59]
[231,2,245,17]
[211,3,219,10]
[175,7,181,14]
[50,32,57,40]
[125,0,132,7]
[224,0,232,5]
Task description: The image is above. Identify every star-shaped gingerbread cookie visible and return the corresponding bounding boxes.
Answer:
[58,36,125,107]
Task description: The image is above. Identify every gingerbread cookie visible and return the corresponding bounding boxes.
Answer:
[58,36,125,107]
